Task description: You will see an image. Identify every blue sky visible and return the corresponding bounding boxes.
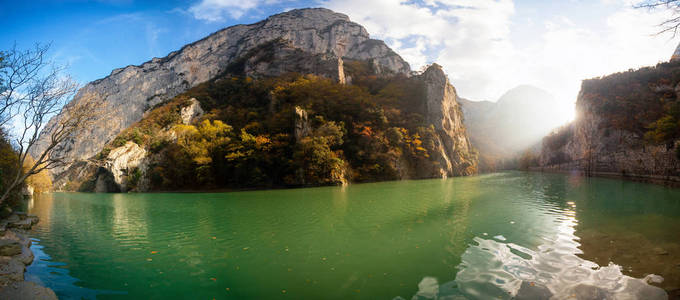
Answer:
[2,0,678,122]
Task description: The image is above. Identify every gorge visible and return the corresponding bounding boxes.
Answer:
[1,4,679,300]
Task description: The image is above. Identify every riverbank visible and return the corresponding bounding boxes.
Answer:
[529,167,680,188]
[0,212,58,299]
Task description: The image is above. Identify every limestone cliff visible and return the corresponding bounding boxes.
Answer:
[32,8,410,179]
[537,62,680,182]
[418,64,477,177]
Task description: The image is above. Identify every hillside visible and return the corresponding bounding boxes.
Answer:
[459,85,565,171]
[36,8,478,192]
[537,61,680,181]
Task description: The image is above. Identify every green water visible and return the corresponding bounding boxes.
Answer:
[24,172,680,299]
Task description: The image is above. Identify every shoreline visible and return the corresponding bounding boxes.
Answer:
[0,212,58,299]
[528,167,680,188]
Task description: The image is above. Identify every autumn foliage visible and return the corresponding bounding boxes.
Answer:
[96,66,454,190]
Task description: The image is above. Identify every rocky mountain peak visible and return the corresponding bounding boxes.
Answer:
[32,8,411,179]
[418,63,477,176]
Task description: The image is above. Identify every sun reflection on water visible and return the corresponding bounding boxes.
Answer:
[400,201,668,300]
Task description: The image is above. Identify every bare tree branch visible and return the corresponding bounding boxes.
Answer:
[635,0,680,37]
[0,44,99,205]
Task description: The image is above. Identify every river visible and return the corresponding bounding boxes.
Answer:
[23,172,680,299]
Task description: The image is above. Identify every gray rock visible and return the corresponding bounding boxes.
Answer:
[0,257,24,285]
[103,141,148,192]
[0,240,21,256]
[8,219,33,230]
[32,8,411,183]
[14,246,34,266]
[568,284,612,300]
[653,247,669,255]
[515,281,552,300]
[417,64,477,177]
[0,281,58,300]
[180,98,204,125]
[5,215,19,224]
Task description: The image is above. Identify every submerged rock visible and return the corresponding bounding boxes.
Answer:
[515,281,552,300]
[0,281,58,300]
[653,247,669,255]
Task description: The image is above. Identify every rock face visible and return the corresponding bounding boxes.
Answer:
[537,75,680,182]
[418,64,477,177]
[32,8,410,178]
[180,98,204,125]
[97,141,148,192]
[0,281,58,300]
[0,213,55,299]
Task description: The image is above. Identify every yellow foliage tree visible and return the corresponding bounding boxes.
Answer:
[23,156,52,194]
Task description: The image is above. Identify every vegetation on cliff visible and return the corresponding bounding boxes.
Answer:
[539,60,680,175]
[89,63,476,191]
[580,61,680,146]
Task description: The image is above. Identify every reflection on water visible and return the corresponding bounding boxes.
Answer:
[24,172,680,299]
[413,220,667,299]
[400,174,673,300]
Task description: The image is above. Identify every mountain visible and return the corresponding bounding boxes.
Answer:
[32,8,410,176]
[537,61,680,182]
[33,8,478,191]
[459,85,564,171]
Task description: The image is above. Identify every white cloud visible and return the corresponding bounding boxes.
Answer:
[322,0,516,100]
[323,0,678,123]
[190,0,261,21]
[185,0,679,123]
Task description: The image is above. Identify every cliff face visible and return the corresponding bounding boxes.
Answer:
[538,63,680,182]
[419,65,477,177]
[32,8,410,177]
[34,8,481,192]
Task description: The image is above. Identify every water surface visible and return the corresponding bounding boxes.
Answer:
[24,172,680,299]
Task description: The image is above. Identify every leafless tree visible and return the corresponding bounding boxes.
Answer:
[635,0,680,37]
[0,43,97,205]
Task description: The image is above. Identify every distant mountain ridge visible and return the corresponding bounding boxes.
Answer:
[459,85,564,171]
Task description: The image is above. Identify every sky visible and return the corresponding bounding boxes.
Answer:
[1,0,678,123]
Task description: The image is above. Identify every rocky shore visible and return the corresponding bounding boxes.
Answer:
[0,212,58,299]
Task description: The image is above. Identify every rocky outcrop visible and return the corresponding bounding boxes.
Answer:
[32,8,411,178]
[0,281,58,300]
[180,98,204,125]
[418,64,477,177]
[96,141,148,192]
[0,213,56,300]
[293,106,311,141]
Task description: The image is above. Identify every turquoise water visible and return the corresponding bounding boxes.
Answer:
[24,172,680,299]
